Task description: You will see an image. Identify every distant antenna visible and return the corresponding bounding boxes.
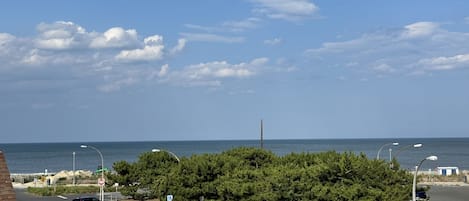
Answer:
[260,119,264,149]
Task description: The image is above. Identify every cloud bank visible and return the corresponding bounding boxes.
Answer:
[0,21,282,93]
[305,21,469,77]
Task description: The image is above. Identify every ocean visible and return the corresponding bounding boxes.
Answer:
[1,138,469,174]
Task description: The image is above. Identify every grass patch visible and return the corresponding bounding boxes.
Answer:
[27,186,100,196]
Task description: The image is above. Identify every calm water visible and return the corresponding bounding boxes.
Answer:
[1,138,468,174]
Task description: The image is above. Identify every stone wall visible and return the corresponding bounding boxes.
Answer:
[0,151,16,201]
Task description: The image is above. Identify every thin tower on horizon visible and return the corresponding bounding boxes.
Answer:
[260,119,264,149]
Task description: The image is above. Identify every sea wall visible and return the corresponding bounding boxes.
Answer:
[0,151,16,201]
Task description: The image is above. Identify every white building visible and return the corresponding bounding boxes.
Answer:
[437,167,459,176]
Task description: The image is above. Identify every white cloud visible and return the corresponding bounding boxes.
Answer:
[145,64,170,81]
[251,0,318,21]
[159,64,169,77]
[115,35,165,61]
[0,33,15,44]
[184,60,256,79]
[401,22,439,38]
[34,21,145,51]
[90,27,139,48]
[161,58,270,87]
[373,63,396,73]
[35,21,90,50]
[264,37,282,45]
[170,38,187,55]
[418,54,469,71]
[0,21,188,92]
[0,33,16,61]
[304,20,469,77]
[180,33,244,43]
[21,49,47,66]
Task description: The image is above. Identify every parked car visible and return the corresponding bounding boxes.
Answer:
[72,196,99,201]
[416,191,429,201]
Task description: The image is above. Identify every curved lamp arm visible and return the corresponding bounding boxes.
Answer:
[152,148,180,163]
[80,144,104,174]
[377,142,399,160]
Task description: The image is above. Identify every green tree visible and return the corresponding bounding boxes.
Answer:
[110,147,414,201]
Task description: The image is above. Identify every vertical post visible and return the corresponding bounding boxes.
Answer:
[412,165,418,201]
[389,148,392,162]
[260,119,264,149]
[73,152,76,186]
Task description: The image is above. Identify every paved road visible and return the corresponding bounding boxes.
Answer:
[15,186,469,201]
[427,185,469,201]
[15,189,98,201]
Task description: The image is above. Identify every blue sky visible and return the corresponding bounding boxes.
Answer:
[1,0,469,143]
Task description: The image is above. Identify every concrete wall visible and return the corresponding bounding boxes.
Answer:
[0,151,16,201]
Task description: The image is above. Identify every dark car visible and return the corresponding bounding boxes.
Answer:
[72,196,99,201]
[416,191,429,201]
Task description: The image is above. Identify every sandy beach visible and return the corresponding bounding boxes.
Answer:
[11,170,95,188]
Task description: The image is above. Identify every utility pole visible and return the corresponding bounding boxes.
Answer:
[260,119,264,149]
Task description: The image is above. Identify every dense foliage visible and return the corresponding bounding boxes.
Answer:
[108,147,413,201]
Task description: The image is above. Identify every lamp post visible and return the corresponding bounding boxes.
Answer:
[81,144,105,201]
[377,142,399,160]
[72,152,76,186]
[152,148,180,200]
[152,149,180,163]
[412,156,437,201]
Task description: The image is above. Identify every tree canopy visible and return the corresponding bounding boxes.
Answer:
[108,147,412,201]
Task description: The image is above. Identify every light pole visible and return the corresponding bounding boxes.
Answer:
[152,148,180,200]
[81,144,105,201]
[412,155,437,201]
[73,152,76,186]
[152,149,180,163]
[377,142,399,160]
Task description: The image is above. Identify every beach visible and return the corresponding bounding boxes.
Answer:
[11,170,95,189]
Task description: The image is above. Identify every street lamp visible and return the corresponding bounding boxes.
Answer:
[152,148,180,163]
[152,148,180,200]
[377,142,399,160]
[412,155,437,201]
[81,144,105,201]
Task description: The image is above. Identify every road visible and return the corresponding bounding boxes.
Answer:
[15,185,469,201]
[427,185,469,201]
[15,189,98,201]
